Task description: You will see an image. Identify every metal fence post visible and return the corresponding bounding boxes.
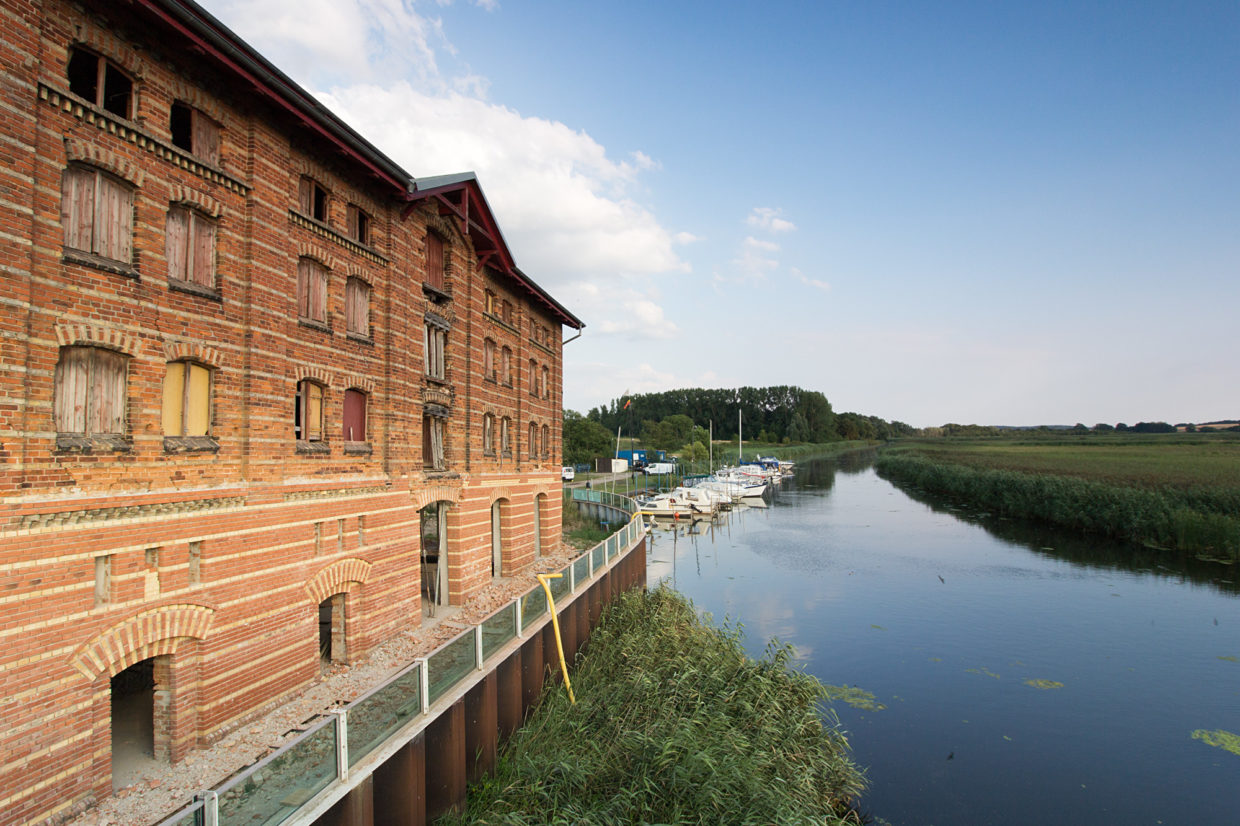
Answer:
[332,708,349,782]
[198,790,218,826]
[475,624,484,669]
[515,598,524,637]
[417,658,430,714]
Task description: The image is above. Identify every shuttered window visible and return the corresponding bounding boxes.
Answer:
[170,102,220,165]
[423,415,445,470]
[483,413,494,455]
[298,176,328,222]
[483,338,495,380]
[343,389,367,442]
[345,277,370,337]
[62,167,133,264]
[425,232,445,291]
[161,361,211,436]
[166,207,216,289]
[297,259,328,324]
[295,380,325,441]
[542,424,550,459]
[424,325,446,380]
[347,205,370,245]
[67,48,132,118]
[501,417,511,456]
[54,347,127,435]
[542,365,550,399]
[501,347,512,386]
[529,422,537,460]
[529,359,538,397]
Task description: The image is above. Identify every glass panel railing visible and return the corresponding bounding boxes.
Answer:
[346,662,422,767]
[481,603,518,661]
[592,543,605,572]
[549,567,571,602]
[426,631,475,706]
[217,718,337,825]
[521,586,547,632]
[606,534,617,560]
[573,553,590,586]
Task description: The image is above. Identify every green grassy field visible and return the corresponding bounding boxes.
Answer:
[878,434,1240,560]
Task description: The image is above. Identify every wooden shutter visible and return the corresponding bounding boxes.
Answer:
[55,348,89,432]
[61,168,95,253]
[193,111,220,165]
[166,208,188,282]
[299,177,313,214]
[306,383,323,440]
[311,265,327,322]
[529,423,536,459]
[186,363,211,436]
[88,349,125,435]
[346,278,369,335]
[425,233,444,290]
[423,415,433,467]
[483,414,493,453]
[343,389,366,442]
[191,213,216,288]
[94,174,131,262]
[162,361,185,435]
[297,260,311,318]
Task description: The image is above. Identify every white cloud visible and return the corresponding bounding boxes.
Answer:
[792,267,831,291]
[746,206,796,234]
[673,231,702,245]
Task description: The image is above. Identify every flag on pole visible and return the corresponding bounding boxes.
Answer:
[623,399,632,410]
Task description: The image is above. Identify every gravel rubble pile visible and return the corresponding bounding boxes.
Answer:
[67,547,579,826]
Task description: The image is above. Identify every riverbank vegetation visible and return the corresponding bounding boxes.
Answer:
[877,434,1240,560]
[442,587,867,825]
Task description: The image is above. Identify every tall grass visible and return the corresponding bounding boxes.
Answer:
[442,587,867,825]
[877,454,1240,560]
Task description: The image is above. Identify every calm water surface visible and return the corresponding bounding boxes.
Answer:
[647,454,1240,826]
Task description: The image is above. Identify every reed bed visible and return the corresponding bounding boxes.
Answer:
[877,452,1240,560]
[443,587,867,825]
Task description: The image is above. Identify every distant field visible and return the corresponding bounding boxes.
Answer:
[885,434,1240,490]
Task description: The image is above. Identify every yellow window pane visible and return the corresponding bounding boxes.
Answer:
[162,362,185,436]
[186,364,211,436]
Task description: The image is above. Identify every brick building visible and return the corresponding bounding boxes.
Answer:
[0,0,582,822]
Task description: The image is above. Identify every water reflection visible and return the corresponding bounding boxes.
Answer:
[653,453,1240,826]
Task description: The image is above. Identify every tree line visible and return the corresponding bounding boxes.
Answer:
[562,386,914,465]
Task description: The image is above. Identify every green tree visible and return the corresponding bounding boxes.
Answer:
[563,410,615,466]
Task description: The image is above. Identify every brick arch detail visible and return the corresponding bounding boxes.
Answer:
[165,78,227,126]
[71,603,216,680]
[295,366,334,388]
[305,558,372,605]
[162,339,223,369]
[412,485,463,511]
[55,322,140,357]
[297,244,337,271]
[169,185,223,218]
[339,374,376,395]
[70,25,143,78]
[63,139,145,187]
[487,488,513,507]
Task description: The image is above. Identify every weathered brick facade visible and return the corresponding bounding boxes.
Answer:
[0,2,581,823]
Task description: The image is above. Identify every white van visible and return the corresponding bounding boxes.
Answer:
[562,466,575,481]
[644,462,676,475]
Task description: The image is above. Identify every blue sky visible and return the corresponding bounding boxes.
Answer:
[201,0,1238,428]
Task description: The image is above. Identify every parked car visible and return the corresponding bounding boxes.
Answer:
[562,466,575,481]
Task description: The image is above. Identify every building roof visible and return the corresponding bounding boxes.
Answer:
[124,0,583,329]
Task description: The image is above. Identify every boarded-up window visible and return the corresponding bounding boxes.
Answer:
[54,346,126,435]
[166,207,216,289]
[542,424,550,458]
[345,277,370,336]
[295,380,325,441]
[169,102,220,165]
[424,324,446,380]
[298,176,328,222]
[423,415,445,470]
[347,205,370,245]
[542,365,550,399]
[62,166,132,264]
[501,301,513,325]
[67,48,132,118]
[425,232,445,290]
[529,422,537,460]
[483,338,495,380]
[483,413,494,455]
[485,290,497,316]
[501,417,511,456]
[161,361,211,436]
[529,359,538,397]
[501,347,512,386]
[297,258,328,324]
[343,389,367,442]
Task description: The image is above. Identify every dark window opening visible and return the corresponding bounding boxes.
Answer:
[299,177,329,222]
[169,102,192,152]
[111,658,158,789]
[67,48,132,118]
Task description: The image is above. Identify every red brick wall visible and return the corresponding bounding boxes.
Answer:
[0,2,569,823]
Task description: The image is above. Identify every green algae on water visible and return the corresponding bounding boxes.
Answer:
[1191,729,1240,756]
[1217,655,1239,663]
[824,684,887,711]
[1024,679,1064,690]
[966,667,1001,679]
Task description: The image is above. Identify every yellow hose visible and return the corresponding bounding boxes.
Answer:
[536,573,576,705]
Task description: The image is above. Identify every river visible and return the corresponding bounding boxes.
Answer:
[646,452,1240,825]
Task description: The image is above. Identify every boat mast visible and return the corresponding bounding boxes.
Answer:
[738,408,743,463]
